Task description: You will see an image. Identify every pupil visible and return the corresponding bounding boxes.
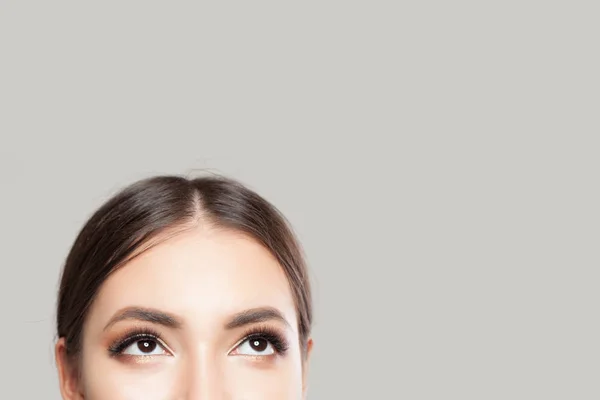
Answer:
[250,338,268,352]
[137,340,156,353]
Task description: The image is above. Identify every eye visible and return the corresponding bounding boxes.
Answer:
[121,337,169,356]
[233,336,275,356]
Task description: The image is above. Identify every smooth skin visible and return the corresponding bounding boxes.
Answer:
[56,227,313,399]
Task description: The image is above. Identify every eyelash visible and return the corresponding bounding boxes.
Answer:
[108,327,164,356]
[107,326,290,356]
[236,325,290,354]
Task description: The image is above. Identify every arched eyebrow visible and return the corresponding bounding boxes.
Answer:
[225,307,291,330]
[103,306,291,331]
[103,307,183,331]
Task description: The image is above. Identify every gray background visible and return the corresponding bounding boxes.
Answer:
[1,1,598,398]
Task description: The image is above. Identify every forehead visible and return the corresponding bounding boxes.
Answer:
[86,227,298,335]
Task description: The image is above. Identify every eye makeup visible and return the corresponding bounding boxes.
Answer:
[105,324,290,361]
[107,327,172,358]
[231,324,290,356]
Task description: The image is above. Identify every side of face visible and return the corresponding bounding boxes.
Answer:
[56,227,310,399]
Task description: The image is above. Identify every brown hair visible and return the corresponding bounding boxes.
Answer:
[56,174,312,360]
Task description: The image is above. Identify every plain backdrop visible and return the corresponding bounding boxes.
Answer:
[0,1,598,399]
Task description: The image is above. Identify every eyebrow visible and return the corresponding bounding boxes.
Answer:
[103,307,183,331]
[225,307,291,330]
[103,306,291,332]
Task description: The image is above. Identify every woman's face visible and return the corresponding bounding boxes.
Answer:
[59,227,310,399]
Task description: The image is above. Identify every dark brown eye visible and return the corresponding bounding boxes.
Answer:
[231,335,276,356]
[137,339,157,353]
[249,338,268,352]
[115,334,170,357]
